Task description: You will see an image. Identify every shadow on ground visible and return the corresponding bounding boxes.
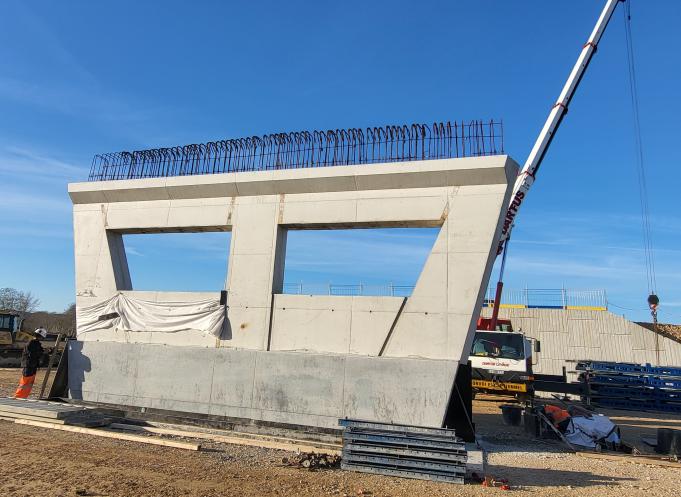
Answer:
[485,463,635,488]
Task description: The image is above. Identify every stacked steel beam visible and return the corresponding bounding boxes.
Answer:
[577,361,681,413]
[339,419,467,484]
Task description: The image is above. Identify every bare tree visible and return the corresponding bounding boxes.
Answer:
[64,303,76,336]
[0,287,41,320]
[16,291,40,318]
[0,287,17,310]
[22,303,77,337]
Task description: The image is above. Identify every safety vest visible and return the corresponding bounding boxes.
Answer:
[544,405,570,426]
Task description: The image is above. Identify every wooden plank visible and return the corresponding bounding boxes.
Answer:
[146,421,341,450]
[616,421,681,430]
[576,451,681,468]
[47,341,69,399]
[13,419,200,451]
[109,423,340,455]
[39,333,64,399]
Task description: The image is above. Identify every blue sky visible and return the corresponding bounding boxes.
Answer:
[0,1,679,323]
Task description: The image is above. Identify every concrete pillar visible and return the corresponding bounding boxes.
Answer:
[73,204,131,307]
[224,198,288,350]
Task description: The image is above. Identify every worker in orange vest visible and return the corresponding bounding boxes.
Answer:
[14,328,47,399]
[544,404,571,431]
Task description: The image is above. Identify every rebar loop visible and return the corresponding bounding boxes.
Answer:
[88,120,503,181]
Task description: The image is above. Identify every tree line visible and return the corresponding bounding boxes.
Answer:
[0,287,76,337]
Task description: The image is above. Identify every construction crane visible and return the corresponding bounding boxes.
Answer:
[489,0,627,330]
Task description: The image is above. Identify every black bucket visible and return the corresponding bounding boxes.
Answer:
[500,405,523,426]
[673,432,681,456]
[656,428,681,455]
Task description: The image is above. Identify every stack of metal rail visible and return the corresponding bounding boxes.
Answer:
[577,361,681,413]
[339,419,467,484]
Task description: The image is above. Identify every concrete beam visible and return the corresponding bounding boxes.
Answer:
[69,156,516,204]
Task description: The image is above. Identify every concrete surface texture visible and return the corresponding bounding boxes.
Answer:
[480,307,681,378]
[68,155,517,428]
[68,341,458,429]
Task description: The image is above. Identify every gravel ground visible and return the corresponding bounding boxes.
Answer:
[1,369,680,496]
[0,367,48,399]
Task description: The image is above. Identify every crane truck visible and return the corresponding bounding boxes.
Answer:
[470,0,626,397]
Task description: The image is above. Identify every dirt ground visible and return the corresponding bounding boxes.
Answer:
[0,368,680,497]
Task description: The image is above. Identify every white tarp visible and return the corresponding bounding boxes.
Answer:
[564,414,620,448]
[77,293,225,337]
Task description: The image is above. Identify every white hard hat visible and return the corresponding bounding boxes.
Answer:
[35,328,48,338]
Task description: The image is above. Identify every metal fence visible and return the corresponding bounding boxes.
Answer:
[483,288,608,310]
[281,284,607,309]
[282,283,414,297]
[88,120,504,181]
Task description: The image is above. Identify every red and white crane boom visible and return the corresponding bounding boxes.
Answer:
[490,0,623,328]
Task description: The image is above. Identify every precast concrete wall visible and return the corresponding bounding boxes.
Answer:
[68,341,458,429]
[68,155,517,428]
[480,307,681,380]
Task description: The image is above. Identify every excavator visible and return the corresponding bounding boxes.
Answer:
[0,310,59,367]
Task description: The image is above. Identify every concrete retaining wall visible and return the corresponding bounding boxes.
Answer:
[69,340,458,429]
[68,155,517,428]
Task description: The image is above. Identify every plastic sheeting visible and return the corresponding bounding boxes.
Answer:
[565,414,620,448]
[77,292,225,337]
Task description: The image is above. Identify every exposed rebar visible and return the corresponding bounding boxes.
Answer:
[88,120,503,181]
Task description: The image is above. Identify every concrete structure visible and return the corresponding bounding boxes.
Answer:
[480,307,681,380]
[68,155,518,429]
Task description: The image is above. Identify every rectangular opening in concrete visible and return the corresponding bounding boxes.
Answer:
[123,232,231,291]
[282,227,439,296]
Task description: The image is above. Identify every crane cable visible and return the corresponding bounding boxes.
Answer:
[623,1,660,357]
[624,2,656,295]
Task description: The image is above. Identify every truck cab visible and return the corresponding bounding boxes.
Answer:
[469,317,535,400]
